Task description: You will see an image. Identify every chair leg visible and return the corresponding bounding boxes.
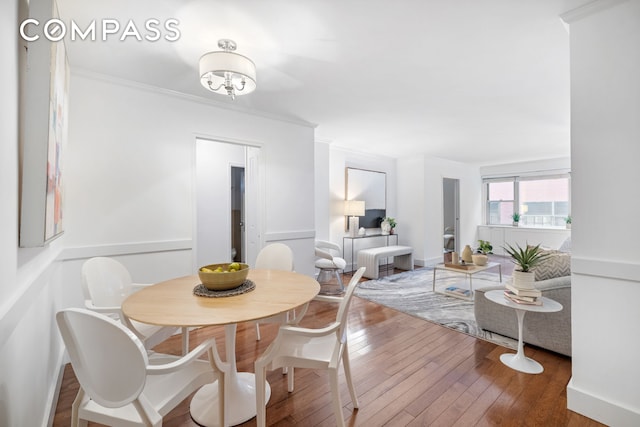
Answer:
[343,349,359,409]
[255,322,261,341]
[287,367,295,392]
[255,365,267,427]
[181,327,189,355]
[71,388,85,427]
[334,270,344,291]
[329,367,346,427]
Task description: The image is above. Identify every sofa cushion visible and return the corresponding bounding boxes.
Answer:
[532,251,571,281]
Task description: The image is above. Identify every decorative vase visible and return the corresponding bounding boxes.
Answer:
[390,228,395,235]
[512,270,536,289]
[381,220,391,235]
[513,221,519,227]
[461,245,473,263]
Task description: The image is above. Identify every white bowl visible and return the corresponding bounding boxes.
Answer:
[472,254,488,266]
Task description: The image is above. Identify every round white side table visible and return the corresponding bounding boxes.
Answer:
[484,289,563,374]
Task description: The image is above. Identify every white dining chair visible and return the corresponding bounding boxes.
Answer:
[254,266,366,427]
[253,243,305,341]
[56,308,229,427]
[314,239,348,295]
[81,257,189,354]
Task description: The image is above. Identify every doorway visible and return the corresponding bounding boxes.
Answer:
[195,138,261,269]
[230,166,245,262]
[443,178,460,254]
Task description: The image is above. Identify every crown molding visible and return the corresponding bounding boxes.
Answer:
[70,68,317,128]
[560,0,631,23]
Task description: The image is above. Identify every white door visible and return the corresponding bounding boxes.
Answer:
[244,145,262,266]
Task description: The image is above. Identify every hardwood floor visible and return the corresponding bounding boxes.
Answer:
[52,268,601,427]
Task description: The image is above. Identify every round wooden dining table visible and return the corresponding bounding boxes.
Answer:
[122,268,320,427]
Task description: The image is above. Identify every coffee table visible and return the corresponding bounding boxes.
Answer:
[484,289,563,374]
[432,261,502,300]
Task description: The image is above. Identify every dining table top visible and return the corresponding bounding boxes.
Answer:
[121,269,320,328]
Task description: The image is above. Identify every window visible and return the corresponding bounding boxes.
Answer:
[484,174,570,228]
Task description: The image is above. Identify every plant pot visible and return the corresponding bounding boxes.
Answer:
[512,270,536,289]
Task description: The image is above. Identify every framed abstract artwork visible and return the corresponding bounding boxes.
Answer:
[19,0,69,247]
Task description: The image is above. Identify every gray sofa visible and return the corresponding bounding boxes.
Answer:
[474,275,572,356]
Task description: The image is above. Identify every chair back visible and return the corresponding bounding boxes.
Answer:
[336,267,366,339]
[56,308,148,408]
[255,243,294,271]
[82,257,134,307]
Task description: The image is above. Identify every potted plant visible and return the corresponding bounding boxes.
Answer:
[473,240,492,266]
[503,243,549,289]
[382,217,397,234]
[565,215,572,229]
[512,212,520,227]
[477,240,493,255]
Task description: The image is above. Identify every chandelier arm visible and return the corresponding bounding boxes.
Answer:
[207,81,226,92]
[232,79,246,92]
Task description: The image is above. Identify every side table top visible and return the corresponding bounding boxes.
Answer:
[484,289,563,313]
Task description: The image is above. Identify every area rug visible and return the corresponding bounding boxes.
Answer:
[354,267,517,350]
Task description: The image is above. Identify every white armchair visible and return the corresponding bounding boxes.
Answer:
[56,308,229,427]
[81,257,189,354]
[253,243,309,341]
[314,240,347,295]
[254,267,366,427]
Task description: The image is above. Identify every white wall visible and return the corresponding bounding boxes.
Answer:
[398,155,482,266]
[1,1,69,426]
[562,1,640,425]
[314,141,331,241]
[64,72,316,276]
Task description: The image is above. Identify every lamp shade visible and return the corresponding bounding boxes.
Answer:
[199,51,257,95]
[344,200,365,217]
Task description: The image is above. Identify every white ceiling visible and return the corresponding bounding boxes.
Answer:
[56,0,570,165]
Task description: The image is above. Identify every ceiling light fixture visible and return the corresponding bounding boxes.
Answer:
[199,39,257,100]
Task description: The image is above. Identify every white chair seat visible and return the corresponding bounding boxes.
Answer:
[314,256,347,270]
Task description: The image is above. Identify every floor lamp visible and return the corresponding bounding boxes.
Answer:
[345,200,365,237]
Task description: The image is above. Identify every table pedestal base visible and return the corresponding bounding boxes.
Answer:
[500,352,543,374]
[190,372,271,426]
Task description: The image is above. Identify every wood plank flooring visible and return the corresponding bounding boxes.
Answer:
[52,268,601,427]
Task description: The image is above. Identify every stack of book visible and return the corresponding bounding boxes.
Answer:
[444,286,471,298]
[504,283,542,305]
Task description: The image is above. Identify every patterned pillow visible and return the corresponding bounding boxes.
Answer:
[532,251,571,281]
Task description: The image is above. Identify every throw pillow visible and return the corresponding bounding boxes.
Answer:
[558,236,572,253]
[532,251,571,281]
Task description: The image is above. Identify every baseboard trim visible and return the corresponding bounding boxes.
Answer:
[46,353,66,427]
[567,378,640,426]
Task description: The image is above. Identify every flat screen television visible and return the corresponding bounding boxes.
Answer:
[360,209,385,229]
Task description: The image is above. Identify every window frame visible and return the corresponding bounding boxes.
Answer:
[483,173,571,229]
